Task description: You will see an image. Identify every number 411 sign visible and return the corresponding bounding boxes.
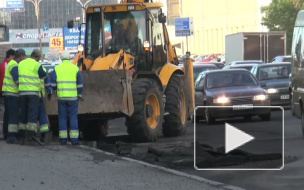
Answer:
[49,37,64,52]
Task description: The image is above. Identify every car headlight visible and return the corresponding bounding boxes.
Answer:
[253,94,268,101]
[213,96,230,104]
[267,88,278,94]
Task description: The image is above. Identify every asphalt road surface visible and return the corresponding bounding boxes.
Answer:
[105,108,303,190]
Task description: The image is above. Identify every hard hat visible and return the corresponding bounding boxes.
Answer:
[60,50,70,60]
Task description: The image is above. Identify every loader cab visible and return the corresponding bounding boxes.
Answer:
[85,4,168,72]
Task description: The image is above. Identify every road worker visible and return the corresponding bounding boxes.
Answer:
[51,50,83,145]
[37,66,52,143]
[0,49,16,140]
[2,49,26,143]
[18,49,47,144]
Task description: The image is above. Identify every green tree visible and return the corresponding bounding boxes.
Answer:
[261,0,304,54]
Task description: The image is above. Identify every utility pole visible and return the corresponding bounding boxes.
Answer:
[25,0,43,55]
[76,0,92,23]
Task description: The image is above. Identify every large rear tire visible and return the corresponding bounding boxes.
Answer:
[125,79,163,142]
[162,74,187,137]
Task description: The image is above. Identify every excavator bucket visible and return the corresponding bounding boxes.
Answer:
[45,70,134,117]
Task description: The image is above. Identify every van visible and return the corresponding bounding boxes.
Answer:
[290,10,304,134]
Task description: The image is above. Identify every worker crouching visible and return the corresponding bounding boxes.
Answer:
[51,50,83,145]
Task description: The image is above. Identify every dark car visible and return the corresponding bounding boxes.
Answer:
[208,62,225,69]
[229,60,264,65]
[194,69,271,124]
[190,63,219,82]
[195,61,225,69]
[271,55,292,63]
[42,63,58,73]
[223,63,258,71]
[251,63,291,107]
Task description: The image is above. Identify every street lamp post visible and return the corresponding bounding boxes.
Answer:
[76,0,92,23]
[25,0,43,54]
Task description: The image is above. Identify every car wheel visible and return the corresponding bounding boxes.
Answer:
[243,115,252,121]
[259,112,271,121]
[205,107,215,125]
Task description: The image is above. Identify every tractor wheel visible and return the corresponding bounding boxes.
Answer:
[162,74,187,137]
[125,79,163,142]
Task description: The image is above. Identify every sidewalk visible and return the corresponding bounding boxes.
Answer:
[0,139,242,190]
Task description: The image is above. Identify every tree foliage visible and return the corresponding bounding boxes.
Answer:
[261,0,304,54]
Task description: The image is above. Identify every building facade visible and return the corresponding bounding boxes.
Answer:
[166,0,271,56]
[0,0,117,55]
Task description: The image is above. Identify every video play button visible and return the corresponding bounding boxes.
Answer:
[225,123,255,154]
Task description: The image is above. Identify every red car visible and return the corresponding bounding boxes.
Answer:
[198,54,221,62]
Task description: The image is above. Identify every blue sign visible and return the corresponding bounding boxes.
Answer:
[63,26,86,53]
[6,0,23,8]
[175,18,190,30]
[176,30,191,37]
[43,25,49,32]
[175,17,194,37]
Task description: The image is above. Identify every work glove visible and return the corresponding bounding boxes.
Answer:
[78,95,83,101]
[47,93,52,100]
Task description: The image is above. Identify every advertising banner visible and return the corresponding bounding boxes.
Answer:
[0,0,24,12]
[9,28,63,44]
[63,26,85,53]
[49,36,64,52]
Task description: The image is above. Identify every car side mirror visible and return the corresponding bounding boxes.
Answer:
[260,82,266,87]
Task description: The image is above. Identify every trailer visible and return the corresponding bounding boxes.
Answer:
[225,32,286,65]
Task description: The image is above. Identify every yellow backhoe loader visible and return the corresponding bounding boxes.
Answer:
[45,0,194,142]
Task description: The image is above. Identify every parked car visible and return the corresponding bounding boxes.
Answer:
[208,62,225,69]
[197,54,221,62]
[179,62,219,82]
[41,63,59,73]
[271,55,292,63]
[251,62,291,107]
[193,69,271,124]
[217,54,225,63]
[223,63,258,71]
[195,61,225,69]
[229,60,264,65]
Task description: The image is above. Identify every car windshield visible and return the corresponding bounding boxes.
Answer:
[86,11,146,59]
[194,67,217,80]
[258,65,291,80]
[206,71,258,89]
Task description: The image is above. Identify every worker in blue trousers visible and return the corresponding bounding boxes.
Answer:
[2,49,27,144]
[18,49,47,144]
[1,49,16,140]
[37,66,52,142]
[51,50,83,145]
